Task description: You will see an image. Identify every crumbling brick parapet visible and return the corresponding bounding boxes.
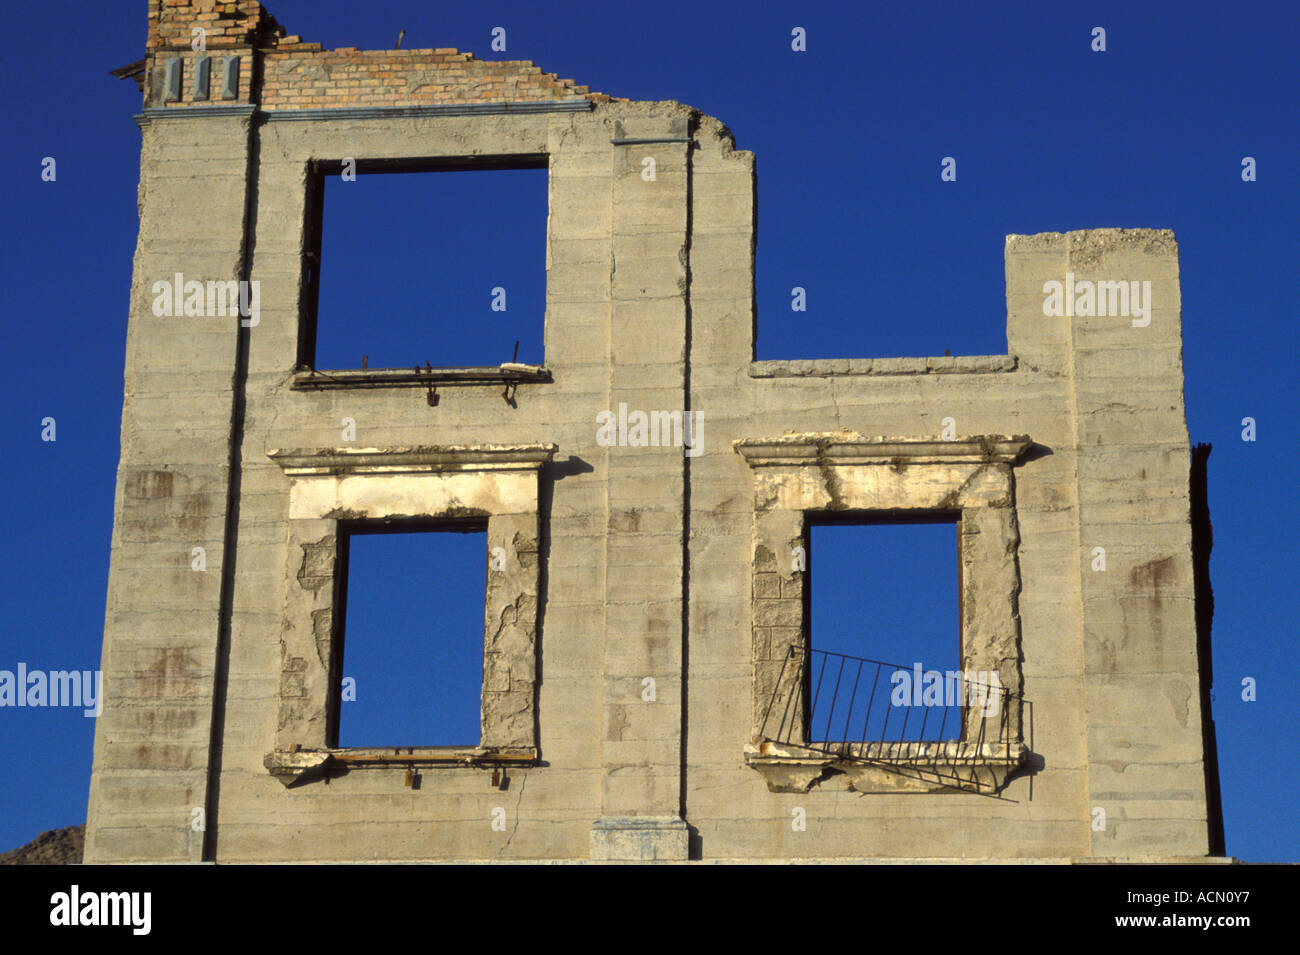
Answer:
[142,0,623,110]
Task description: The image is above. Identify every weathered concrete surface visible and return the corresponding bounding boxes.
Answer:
[86,1,1218,862]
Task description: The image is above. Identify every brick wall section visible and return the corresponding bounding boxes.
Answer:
[260,50,614,109]
[148,1,289,52]
[147,0,619,109]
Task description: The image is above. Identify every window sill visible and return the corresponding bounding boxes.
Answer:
[748,355,1018,378]
[291,364,551,390]
[744,740,1026,795]
[264,746,539,787]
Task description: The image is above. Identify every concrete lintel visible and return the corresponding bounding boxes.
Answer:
[735,434,1033,467]
[590,817,690,861]
[267,444,558,476]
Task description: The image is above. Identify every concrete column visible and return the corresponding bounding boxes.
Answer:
[1063,230,1210,858]
[590,114,692,860]
[84,112,253,862]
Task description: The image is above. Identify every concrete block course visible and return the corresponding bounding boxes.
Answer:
[86,0,1220,863]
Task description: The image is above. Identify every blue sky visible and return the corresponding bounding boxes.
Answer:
[340,526,486,748]
[0,0,1296,861]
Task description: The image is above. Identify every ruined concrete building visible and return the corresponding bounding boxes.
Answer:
[87,1,1223,862]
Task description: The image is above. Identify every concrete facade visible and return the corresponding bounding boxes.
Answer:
[86,1,1221,862]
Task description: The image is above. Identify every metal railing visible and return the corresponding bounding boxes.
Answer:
[758,645,1027,793]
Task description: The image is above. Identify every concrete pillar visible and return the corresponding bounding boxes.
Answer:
[85,112,254,862]
[590,114,693,860]
[1063,230,1210,857]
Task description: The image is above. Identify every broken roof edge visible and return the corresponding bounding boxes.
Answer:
[1005,227,1178,257]
[148,0,292,52]
[145,1,627,105]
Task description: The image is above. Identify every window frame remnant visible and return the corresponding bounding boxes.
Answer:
[735,434,1033,794]
[263,443,554,786]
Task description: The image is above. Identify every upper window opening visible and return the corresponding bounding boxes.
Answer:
[334,520,487,749]
[302,159,548,372]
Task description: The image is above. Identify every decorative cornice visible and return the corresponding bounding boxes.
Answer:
[262,100,594,122]
[267,444,558,476]
[135,100,592,127]
[136,104,257,127]
[734,434,1033,467]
